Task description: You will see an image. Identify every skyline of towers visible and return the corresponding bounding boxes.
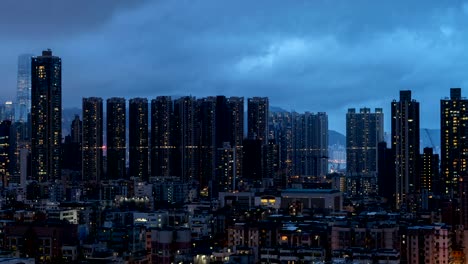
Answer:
[82,97,103,182]
[129,98,149,181]
[440,88,468,197]
[107,97,126,180]
[31,49,62,182]
[16,54,33,123]
[392,90,420,209]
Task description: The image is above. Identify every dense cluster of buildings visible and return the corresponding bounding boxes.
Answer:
[0,50,468,263]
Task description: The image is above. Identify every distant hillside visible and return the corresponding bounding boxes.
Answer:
[270,106,288,112]
[329,130,345,146]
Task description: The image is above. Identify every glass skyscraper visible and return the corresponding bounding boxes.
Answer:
[16,54,33,123]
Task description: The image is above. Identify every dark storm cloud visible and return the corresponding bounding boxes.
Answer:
[2,0,468,132]
[0,0,147,38]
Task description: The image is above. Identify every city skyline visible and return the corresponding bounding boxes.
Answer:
[1,1,468,133]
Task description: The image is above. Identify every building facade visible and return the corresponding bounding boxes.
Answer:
[31,50,62,182]
[82,97,103,182]
[129,98,149,181]
[16,54,33,123]
[107,97,126,180]
[391,90,420,209]
[248,97,269,142]
[441,88,468,197]
[346,108,384,195]
[151,96,174,177]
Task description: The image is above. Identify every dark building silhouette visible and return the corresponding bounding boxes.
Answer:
[264,138,280,182]
[62,115,82,172]
[248,97,269,142]
[377,141,395,205]
[270,112,294,181]
[419,147,439,194]
[292,112,328,177]
[10,121,29,185]
[441,88,468,198]
[107,97,126,180]
[151,96,174,177]
[82,97,103,182]
[215,96,230,147]
[197,97,217,194]
[215,142,235,195]
[31,49,62,182]
[243,138,263,185]
[226,97,244,180]
[461,175,468,229]
[0,120,13,187]
[391,90,420,209]
[129,98,149,181]
[174,96,198,182]
[346,108,383,195]
[71,114,82,144]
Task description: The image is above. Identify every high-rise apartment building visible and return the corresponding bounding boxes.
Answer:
[71,115,82,144]
[377,142,395,204]
[346,108,384,175]
[226,97,244,180]
[292,112,328,177]
[174,96,198,182]
[31,50,62,182]
[0,120,12,187]
[82,97,103,182]
[62,115,82,172]
[346,108,383,195]
[16,54,33,123]
[198,97,217,193]
[270,111,294,181]
[129,98,148,181]
[391,90,420,209]
[151,96,174,177]
[248,97,269,142]
[419,147,439,194]
[441,88,468,197]
[0,102,14,121]
[107,97,126,180]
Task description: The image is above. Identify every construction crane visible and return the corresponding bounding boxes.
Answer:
[424,128,435,149]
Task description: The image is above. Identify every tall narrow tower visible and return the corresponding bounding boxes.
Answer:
[174,96,198,182]
[107,97,126,180]
[151,96,174,177]
[31,50,62,182]
[16,54,33,123]
[129,98,149,181]
[391,90,420,209]
[82,97,103,182]
[441,88,468,197]
[247,97,269,142]
[346,108,384,194]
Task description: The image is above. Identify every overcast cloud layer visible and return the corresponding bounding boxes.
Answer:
[1,0,467,133]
